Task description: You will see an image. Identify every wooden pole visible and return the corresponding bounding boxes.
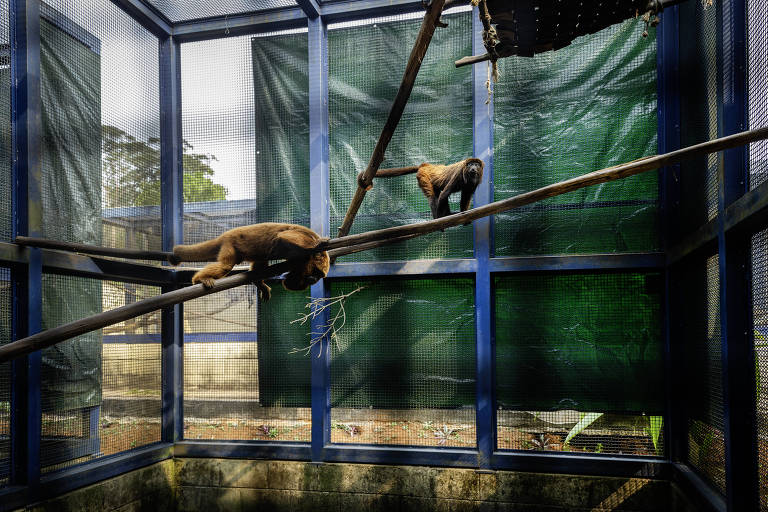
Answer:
[15,236,174,262]
[335,0,447,242]
[321,126,768,250]
[0,260,294,363]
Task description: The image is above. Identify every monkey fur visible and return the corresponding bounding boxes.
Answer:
[170,222,329,301]
[358,158,484,221]
[416,158,484,219]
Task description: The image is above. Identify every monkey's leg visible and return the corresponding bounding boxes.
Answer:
[428,195,442,220]
[191,243,238,288]
[250,261,272,301]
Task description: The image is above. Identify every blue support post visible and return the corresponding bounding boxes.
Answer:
[715,1,758,510]
[656,4,683,464]
[308,15,331,462]
[471,7,494,469]
[10,0,42,488]
[159,35,184,443]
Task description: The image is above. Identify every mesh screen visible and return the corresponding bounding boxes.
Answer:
[39,1,161,261]
[0,268,10,485]
[678,0,719,236]
[183,284,310,442]
[328,279,476,447]
[677,255,726,494]
[0,4,10,243]
[749,0,768,189]
[328,10,474,262]
[495,272,664,456]
[493,18,658,257]
[147,0,295,23]
[753,230,768,511]
[41,274,161,473]
[181,30,309,252]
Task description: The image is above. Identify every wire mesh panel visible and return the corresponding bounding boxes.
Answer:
[40,274,161,474]
[147,0,295,23]
[328,279,476,447]
[39,0,161,260]
[0,3,10,244]
[677,0,719,236]
[493,18,658,256]
[181,30,309,249]
[753,230,768,511]
[183,286,311,442]
[0,268,10,486]
[328,9,474,262]
[494,272,664,456]
[749,0,768,189]
[676,255,726,494]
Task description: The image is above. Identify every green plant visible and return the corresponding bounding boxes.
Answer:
[563,412,603,447]
[594,443,604,453]
[644,416,663,455]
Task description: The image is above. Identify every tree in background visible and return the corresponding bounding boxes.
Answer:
[102,124,228,207]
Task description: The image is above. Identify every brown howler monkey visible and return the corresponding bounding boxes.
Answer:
[169,222,329,302]
[357,158,484,221]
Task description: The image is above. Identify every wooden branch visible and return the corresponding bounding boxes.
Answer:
[15,236,174,262]
[455,52,490,68]
[0,260,294,363]
[328,233,421,258]
[321,126,768,251]
[335,0,447,243]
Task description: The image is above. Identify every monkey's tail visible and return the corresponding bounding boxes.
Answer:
[357,165,422,190]
[171,238,221,264]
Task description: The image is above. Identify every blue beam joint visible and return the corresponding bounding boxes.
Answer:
[471,5,494,469]
[655,4,682,464]
[10,0,43,489]
[715,0,757,511]
[296,0,321,20]
[308,15,331,462]
[159,34,184,443]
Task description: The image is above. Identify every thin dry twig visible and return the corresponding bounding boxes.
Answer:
[289,286,365,357]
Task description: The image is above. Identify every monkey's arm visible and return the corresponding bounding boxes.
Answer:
[460,182,480,212]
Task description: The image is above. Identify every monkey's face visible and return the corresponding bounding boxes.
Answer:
[282,251,330,291]
[465,159,484,181]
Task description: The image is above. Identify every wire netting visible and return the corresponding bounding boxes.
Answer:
[677,255,726,494]
[0,3,10,243]
[677,0,719,236]
[328,9,474,262]
[146,0,295,23]
[39,0,161,261]
[40,274,161,474]
[749,0,768,189]
[753,230,768,511]
[494,272,664,456]
[181,29,309,252]
[493,18,658,257]
[328,279,476,447]
[183,285,310,442]
[0,268,10,486]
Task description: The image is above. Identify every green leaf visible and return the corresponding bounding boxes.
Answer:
[563,412,603,446]
[645,415,663,454]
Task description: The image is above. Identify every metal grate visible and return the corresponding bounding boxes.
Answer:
[183,288,310,442]
[328,10,474,262]
[495,272,664,456]
[749,0,768,189]
[681,255,726,494]
[678,0,719,236]
[493,18,658,257]
[0,268,10,486]
[328,279,476,447]
[753,230,768,511]
[40,0,162,261]
[40,274,161,474]
[181,30,309,252]
[147,0,295,24]
[0,3,10,243]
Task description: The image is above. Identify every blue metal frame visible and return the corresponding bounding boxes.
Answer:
[308,15,331,462]
[171,8,308,43]
[471,6,494,470]
[109,0,171,37]
[715,1,758,511]
[159,33,184,444]
[10,0,42,490]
